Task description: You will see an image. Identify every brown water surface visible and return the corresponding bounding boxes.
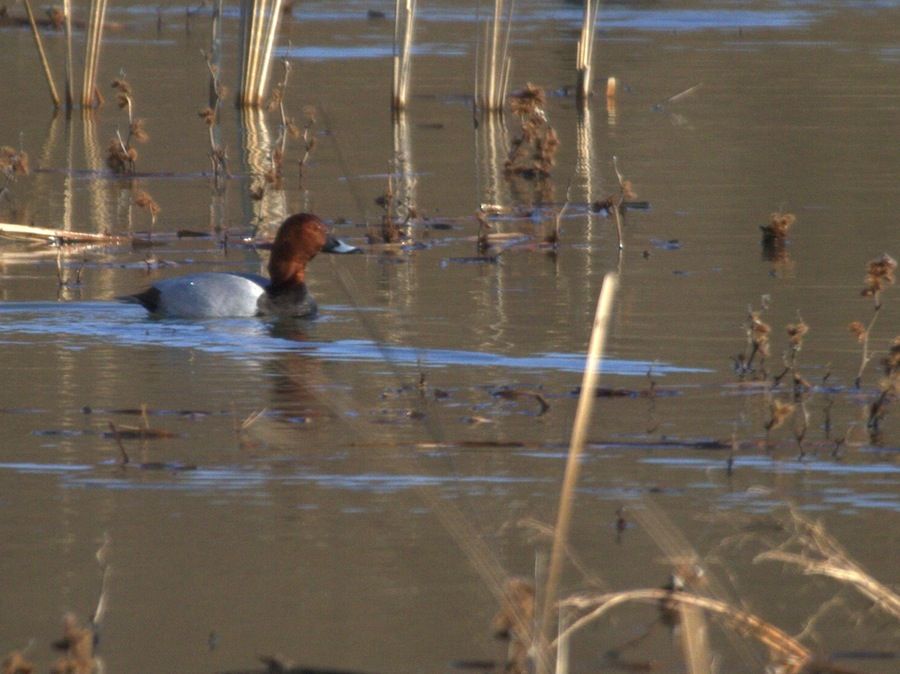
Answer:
[1,1,898,672]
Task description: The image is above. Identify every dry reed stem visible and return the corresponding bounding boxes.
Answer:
[82,0,109,107]
[539,273,618,665]
[23,0,61,108]
[755,509,900,620]
[0,222,131,245]
[575,0,600,103]
[239,0,284,106]
[63,0,74,110]
[558,589,812,668]
[392,0,417,110]
[478,0,514,112]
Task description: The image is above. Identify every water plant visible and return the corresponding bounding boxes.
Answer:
[866,335,900,439]
[0,143,30,198]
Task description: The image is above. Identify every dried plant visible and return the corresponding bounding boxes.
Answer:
[866,335,900,439]
[772,318,812,395]
[0,144,29,204]
[201,53,229,185]
[761,211,796,241]
[850,253,896,388]
[505,84,559,180]
[1,650,34,674]
[492,578,535,674]
[756,508,900,620]
[734,300,771,378]
[106,77,149,174]
[297,106,317,187]
[49,614,94,674]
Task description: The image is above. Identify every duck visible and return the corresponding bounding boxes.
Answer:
[125,213,358,318]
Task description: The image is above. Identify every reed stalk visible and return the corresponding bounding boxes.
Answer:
[63,0,74,110]
[477,0,514,113]
[82,0,109,107]
[392,0,417,111]
[238,0,285,106]
[23,0,61,108]
[576,0,601,104]
[558,589,812,668]
[539,273,618,670]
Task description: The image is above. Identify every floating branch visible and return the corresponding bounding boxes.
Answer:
[575,0,600,104]
[476,0,514,113]
[82,0,110,107]
[238,0,285,107]
[392,0,417,111]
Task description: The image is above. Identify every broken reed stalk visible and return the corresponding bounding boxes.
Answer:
[238,0,285,107]
[575,0,600,104]
[557,589,812,669]
[63,0,75,109]
[539,272,618,669]
[755,509,900,620]
[478,0,514,113]
[82,0,109,107]
[392,0,417,111]
[23,0,61,108]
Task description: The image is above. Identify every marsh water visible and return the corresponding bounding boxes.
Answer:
[1,1,899,672]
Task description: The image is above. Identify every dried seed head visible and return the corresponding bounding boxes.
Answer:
[302,105,317,124]
[884,336,900,376]
[761,212,796,240]
[786,320,809,347]
[133,190,160,217]
[862,253,897,297]
[116,93,130,109]
[286,120,301,139]
[111,78,132,94]
[768,399,796,431]
[848,321,867,343]
[130,119,149,143]
[198,107,216,126]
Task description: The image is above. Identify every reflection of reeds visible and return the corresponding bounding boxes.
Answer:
[23,0,61,108]
[575,0,600,104]
[238,0,285,107]
[476,0,514,113]
[476,112,511,212]
[82,0,109,107]
[392,0,417,111]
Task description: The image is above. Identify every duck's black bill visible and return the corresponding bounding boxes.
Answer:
[323,235,361,254]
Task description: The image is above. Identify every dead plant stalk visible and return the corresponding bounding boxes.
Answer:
[23,0,61,108]
[540,273,618,670]
[557,589,812,668]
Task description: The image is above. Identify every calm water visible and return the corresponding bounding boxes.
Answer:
[1,1,898,672]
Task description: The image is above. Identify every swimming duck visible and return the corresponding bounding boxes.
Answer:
[126,213,358,318]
